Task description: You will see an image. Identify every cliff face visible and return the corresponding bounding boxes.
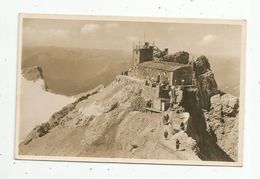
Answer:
[183,87,234,161]
[19,56,239,162]
[204,93,239,160]
[183,55,239,161]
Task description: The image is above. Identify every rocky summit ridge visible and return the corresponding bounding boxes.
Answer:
[19,56,239,162]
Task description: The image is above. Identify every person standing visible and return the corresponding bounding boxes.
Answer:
[170,86,176,109]
[180,122,185,130]
[162,112,170,125]
[164,131,168,140]
[176,139,181,150]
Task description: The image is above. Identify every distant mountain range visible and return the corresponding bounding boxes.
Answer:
[208,56,240,97]
[22,47,132,96]
[22,47,240,97]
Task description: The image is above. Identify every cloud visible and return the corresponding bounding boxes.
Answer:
[80,23,101,35]
[199,34,217,45]
[23,26,70,47]
[24,26,69,38]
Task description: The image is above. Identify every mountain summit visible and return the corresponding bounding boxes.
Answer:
[19,50,239,161]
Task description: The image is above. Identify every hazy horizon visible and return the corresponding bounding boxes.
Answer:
[21,18,241,97]
[23,18,242,58]
[22,45,241,59]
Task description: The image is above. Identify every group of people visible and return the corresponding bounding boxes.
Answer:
[162,112,185,151]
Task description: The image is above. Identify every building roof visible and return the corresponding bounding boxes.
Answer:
[137,61,191,72]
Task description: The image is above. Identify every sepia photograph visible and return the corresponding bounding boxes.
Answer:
[15,14,246,166]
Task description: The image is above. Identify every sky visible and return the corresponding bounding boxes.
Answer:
[23,18,242,57]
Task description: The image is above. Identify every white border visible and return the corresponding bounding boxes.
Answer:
[15,13,247,167]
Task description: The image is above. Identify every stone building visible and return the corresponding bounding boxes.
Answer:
[129,42,194,112]
[134,61,192,86]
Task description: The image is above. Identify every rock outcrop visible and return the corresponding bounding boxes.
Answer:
[22,66,48,91]
[193,55,211,77]
[203,93,240,161]
[165,51,189,64]
[221,94,239,117]
[194,56,218,110]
